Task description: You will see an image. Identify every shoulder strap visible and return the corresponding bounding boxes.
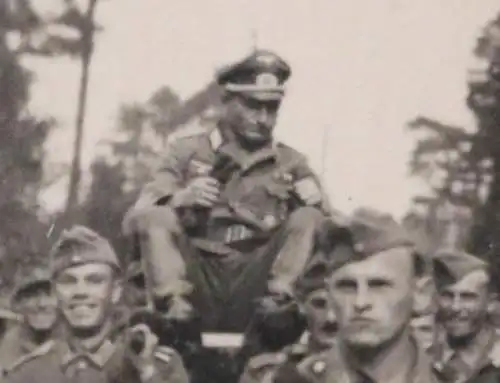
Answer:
[6,340,54,374]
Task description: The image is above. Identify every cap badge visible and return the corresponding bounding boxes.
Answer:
[256,54,276,66]
[71,255,82,263]
[256,72,278,87]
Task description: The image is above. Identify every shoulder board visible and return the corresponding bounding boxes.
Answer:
[7,340,54,374]
[167,124,209,144]
[285,343,308,358]
[296,350,329,377]
[154,345,174,364]
[276,142,306,162]
[248,352,287,371]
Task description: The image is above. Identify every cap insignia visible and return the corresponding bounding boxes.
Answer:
[256,72,279,87]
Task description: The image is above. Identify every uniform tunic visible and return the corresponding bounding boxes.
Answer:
[4,336,189,383]
[0,324,53,375]
[126,126,331,331]
[271,337,440,383]
[434,326,500,383]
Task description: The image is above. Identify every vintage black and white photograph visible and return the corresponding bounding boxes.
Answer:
[0,1,500,382]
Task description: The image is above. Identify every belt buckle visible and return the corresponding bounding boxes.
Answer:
[224,224,253,243]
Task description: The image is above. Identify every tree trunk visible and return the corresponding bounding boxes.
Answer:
[63,0,99,225]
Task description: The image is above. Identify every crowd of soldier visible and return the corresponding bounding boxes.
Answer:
[0,48,499,383]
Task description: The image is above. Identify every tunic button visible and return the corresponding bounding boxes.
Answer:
[353,242,365,253]
[77,360,87,370]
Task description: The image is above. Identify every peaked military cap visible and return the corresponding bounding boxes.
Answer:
[327,207,415,271]
[433,249,489,287]
[50,225,121,275]
[11,267,51,303]
[216,49,291,100]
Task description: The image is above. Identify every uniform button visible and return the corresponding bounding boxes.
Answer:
[353,243,364,253]
[312,360,326,375]
[263,214,277,228]
[77,360,87,370]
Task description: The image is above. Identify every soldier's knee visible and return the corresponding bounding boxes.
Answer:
[286,207,324,231]
[124,205,181,235]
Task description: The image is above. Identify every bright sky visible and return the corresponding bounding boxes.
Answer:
[26,0,500,218]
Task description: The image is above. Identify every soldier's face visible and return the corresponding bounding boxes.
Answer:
[225,95,280,147]
[411,314,436,351]
[54,263,122,332]
[437,271,490,341]
[19,289,57,331]
[329,248,415,350]
[301,288,337,348]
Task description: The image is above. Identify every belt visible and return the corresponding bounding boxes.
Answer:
[206,224,257,244]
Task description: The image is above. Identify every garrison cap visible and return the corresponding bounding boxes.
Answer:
[294,257,329,299]
[126,261,145,287]
[216,49,291,101]
[50,225,121,276]
[11,267,51,303]
[433,249,489,288]
[327,207,415,271]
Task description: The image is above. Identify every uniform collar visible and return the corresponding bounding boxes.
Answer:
[323,336,436,383]
[435,325,499,372]
[59,338,116,369]
[216,140,279,173]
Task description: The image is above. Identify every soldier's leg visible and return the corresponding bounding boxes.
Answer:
[268,206,326,294]
[133,206,191,300]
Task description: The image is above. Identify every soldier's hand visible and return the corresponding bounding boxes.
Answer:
[127,324,159,381]
[171,177,220,208]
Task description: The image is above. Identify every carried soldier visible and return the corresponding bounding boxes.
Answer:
[123,49,333,334]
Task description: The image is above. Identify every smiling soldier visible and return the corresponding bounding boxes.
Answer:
[272,208,440,383]
[0,268,57,375]
[433,250,500,383]
[5,225,188,383]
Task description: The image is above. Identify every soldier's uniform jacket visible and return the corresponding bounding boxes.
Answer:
[434,326,500,383]
[239,339,324,383]
[132,126,330,245]
[4,336,189,383]
[0,324,53,376]
[272,338,440,383]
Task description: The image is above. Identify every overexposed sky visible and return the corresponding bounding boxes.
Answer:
[26,0,500,217]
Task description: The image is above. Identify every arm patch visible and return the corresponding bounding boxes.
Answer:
[294,177,322,205]
[154,346,174,364]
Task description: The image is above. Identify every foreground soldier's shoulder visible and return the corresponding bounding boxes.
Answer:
[7,340,55,375]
